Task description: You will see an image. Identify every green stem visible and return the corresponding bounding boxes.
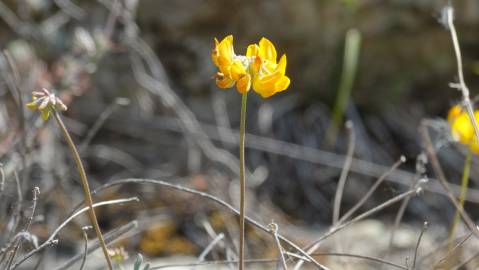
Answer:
[326,29,361,145]
[449,149,472,249]
[239,93,248,270]
[53,111,113,270]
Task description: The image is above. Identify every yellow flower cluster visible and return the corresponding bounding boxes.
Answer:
[448,105,479,153]
[211,35,290,98]
[26,88,67,120]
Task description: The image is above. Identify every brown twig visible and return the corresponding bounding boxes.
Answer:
[419,122,479,239]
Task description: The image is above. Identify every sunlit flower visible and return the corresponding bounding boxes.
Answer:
[211,35,290,97]
[26,88,67,120]
[448,105,479,153]
[252,38,290,98]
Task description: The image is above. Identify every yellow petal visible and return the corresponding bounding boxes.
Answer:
[216,76,235,89]
[211,38,220,66]
[259,37,277,63]
[217,55,232,69]
[274,76,290,92]
[236,74,251,94]
[250,55,262,75]
[470,138,479,154]
[447,105,463,122]
[257,69,283,85]
[451,113,474,144]
[230,60,246,81]
[252,76,276,98]
[26,102,38,110]
[41,109,50,121]
[246,44,259,57]
[218,35,234,62]
[276,54,287,75]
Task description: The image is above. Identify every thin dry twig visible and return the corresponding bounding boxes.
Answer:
[268,222,288,270]
[2,51,27,184]
[450,249,479,270]
[332,121,355,225]
[411,222,428,270]
[78,226,91,270]
[294,187,421,270]
[198,233,224,262]
[54,0,86,20]
[431,232,473,267]
[79,98,130,153]
[443,5,479,142]
[86,178,328,270]
[10,197,139,270]
[386,154,426,263]
[151,251,409,270]
[420,122,479,239]
[5,187,40,270]
[339,155,405,224]
[54,221,138,270]
[84,106,479,203]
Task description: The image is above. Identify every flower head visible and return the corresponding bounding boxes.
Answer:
[448,105,479,154]
[211,35,290,97]
[107,246,129,263]
[26,88,67,120]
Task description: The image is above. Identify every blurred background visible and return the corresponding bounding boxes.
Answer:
[1,0,479,269]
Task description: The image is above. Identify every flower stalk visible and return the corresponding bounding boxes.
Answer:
[26,89,112,268]
[238,92,248,270]
[449,148,472,248]
[52,110,113,270]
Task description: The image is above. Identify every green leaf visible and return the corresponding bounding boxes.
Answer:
[133,254,143,270]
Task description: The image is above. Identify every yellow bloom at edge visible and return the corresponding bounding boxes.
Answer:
[211,35,290,97]
[448,105,479,154]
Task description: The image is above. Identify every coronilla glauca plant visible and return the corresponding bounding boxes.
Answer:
[211,35,290,270]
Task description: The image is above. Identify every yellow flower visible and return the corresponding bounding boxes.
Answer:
[448,105,479,154]
[26,88,67,120]
[252,38,291,98]
[211,35,290,97]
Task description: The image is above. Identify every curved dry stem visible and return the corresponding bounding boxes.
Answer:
[10,197,138,269]
[52,110,113,270]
